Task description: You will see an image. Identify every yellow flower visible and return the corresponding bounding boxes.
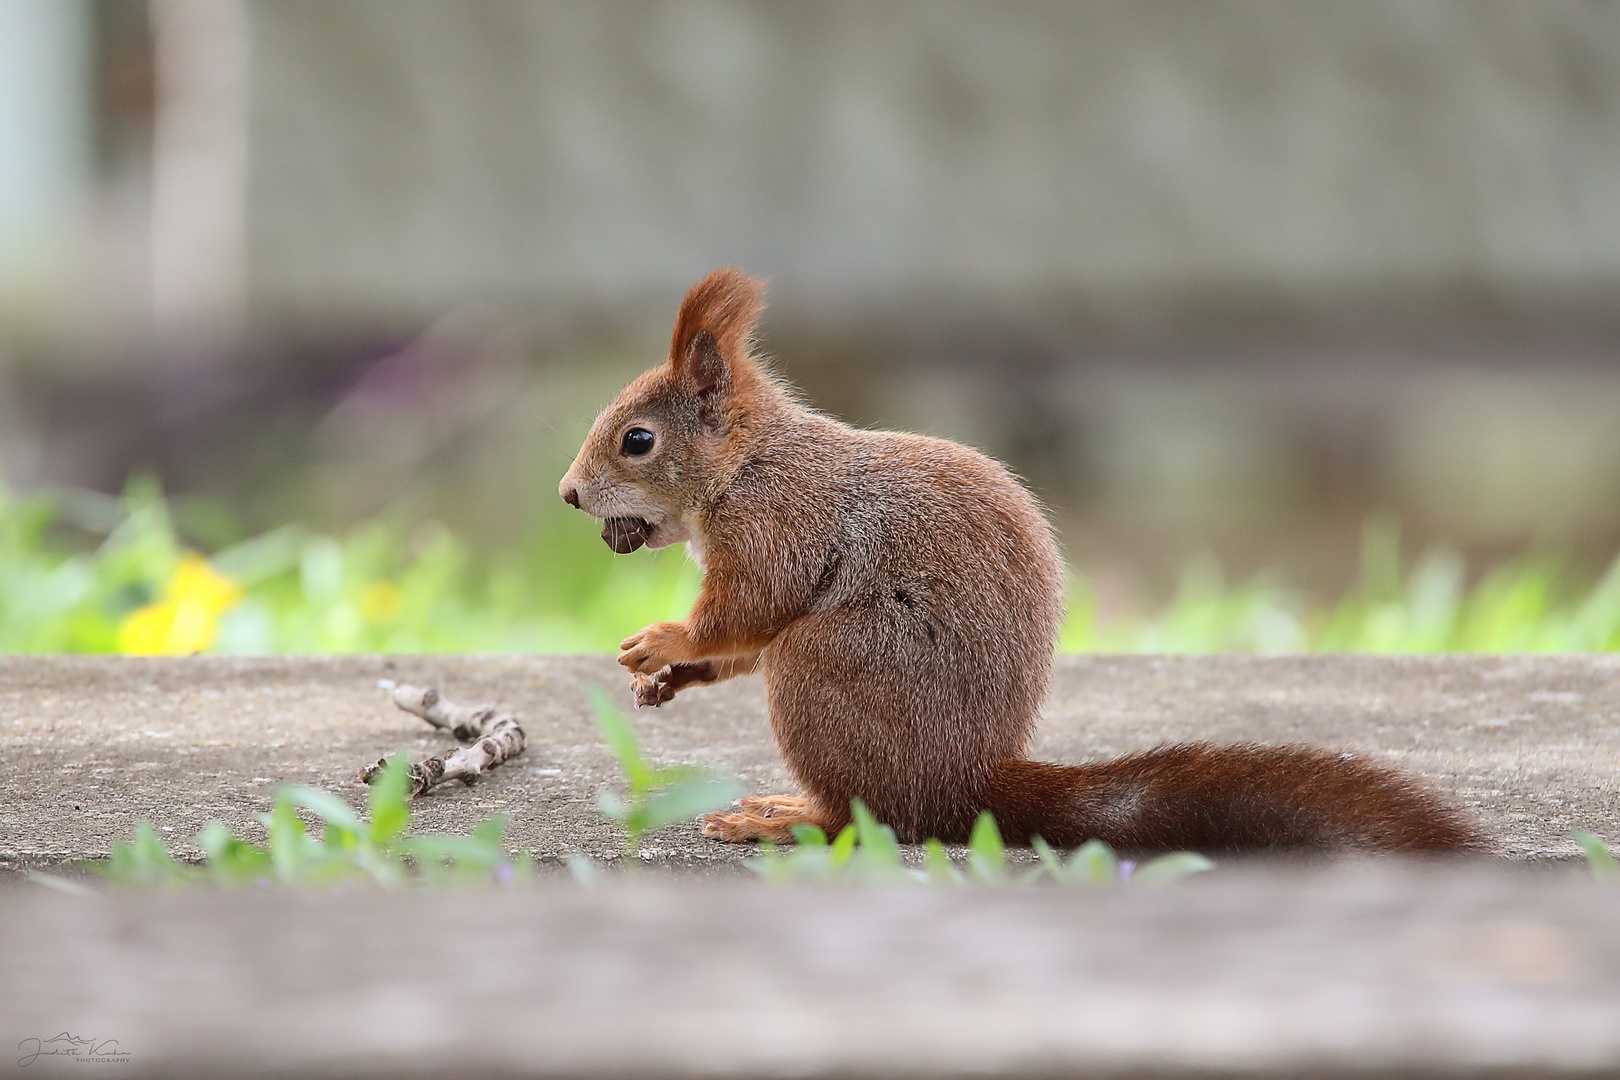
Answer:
[118,554,244,655]
[359,581,403,625]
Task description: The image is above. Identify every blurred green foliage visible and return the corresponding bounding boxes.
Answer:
[0,478,699,653]
[81,755,529,889]
[1061,517,1620,653]
[7,481,1620,654]
[751,801,1213,887]
[70,734,1214,892]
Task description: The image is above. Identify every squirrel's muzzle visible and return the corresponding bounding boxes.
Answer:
[601,517,650,554]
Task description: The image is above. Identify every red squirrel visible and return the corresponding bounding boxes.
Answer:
[559,269,1478,852]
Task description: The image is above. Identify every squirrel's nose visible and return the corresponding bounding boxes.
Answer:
[560,482,581,509]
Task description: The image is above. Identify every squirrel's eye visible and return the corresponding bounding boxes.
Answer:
[620,428,655,457]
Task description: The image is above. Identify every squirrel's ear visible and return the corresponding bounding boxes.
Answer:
[685,330,727,402]
[669,268,766,404]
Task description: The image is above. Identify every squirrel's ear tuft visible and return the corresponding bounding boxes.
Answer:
[669,268,767,391]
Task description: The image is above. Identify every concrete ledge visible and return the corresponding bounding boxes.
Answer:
[3,863,1617,1078]
[3,654,1619,864]
[5,656,1619,1078]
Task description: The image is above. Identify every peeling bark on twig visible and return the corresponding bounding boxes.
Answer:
[359,681,526,797]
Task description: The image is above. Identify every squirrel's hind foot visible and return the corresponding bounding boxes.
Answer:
[739,793,809,816]
[702,795,822,843]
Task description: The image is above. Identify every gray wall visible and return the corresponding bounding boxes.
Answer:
[245,0,1620,333]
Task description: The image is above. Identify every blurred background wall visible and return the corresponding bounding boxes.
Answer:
[3,0,1619,594]
[243,2,1620,335]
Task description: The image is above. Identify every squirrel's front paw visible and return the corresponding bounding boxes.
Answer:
[631,667,678,708]
[632,662,722,707]
[618,621,688,674]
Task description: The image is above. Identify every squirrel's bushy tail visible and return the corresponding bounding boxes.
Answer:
[981,743,1479,852]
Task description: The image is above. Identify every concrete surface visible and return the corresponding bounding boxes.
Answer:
[2,654,1619,866]
[3,862,1618,1078]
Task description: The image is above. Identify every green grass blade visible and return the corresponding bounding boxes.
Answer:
[850,799,903,873]
[642,777,744,831]
[967,811,1006,882]
[27,872,98,897]
[566,854,603,888]
[367,754,413,845]
[196,820,270,885]
[1574,828,1620,881]
[1066,839,1119,886]
[749,838,792,883]
[828,823,858,868]
[789,823,829,847]
[282,786,365,840]
[1132,851,1215,886]
[586,684,652,790]
[922,838,962,886]
[100,821,192,887]
[1030,835,1064,882]
[595,788,629,822]
[471,812,510,852]
[266,794,312,885]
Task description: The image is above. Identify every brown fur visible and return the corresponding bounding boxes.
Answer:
[560,269,1480,854]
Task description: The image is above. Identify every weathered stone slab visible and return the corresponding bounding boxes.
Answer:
[1,655,1618,866]
[2,863,1615,1078]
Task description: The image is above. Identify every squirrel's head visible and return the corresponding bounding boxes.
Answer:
[559,268,769,553]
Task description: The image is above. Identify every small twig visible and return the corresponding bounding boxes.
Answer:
[359,681,526,797]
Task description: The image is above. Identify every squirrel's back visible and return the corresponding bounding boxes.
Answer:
[744,418,1066,841]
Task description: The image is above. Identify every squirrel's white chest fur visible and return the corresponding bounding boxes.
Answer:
[683,516,707,569]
